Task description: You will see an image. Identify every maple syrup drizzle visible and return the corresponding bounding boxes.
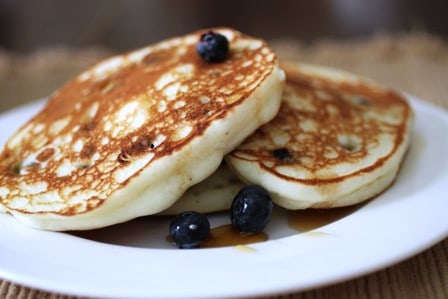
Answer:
[287,204,363,232]
[201,224,267,248]
[166,224,267,249]
[166,205,364,249]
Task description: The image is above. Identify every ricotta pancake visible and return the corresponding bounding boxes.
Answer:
[226,63,413,209]
[161,162,244,215]
[0,28,285,230]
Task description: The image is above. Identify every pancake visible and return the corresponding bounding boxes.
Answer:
[0,28,285,230]
[160,162,245,215]
[225,62,413,209]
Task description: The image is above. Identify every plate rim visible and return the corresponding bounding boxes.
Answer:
[0,94,447,298]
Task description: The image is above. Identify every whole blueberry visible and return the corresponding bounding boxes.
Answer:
[196,31,229,62]
[169,211,210,249]
[230,185,273,234]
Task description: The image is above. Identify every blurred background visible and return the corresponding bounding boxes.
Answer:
[0,0,447,111]
[1,0,447,52]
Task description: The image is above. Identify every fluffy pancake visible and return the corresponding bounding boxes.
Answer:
[160,162,244,215]
[0,28,285,230]
[226,63,413,209]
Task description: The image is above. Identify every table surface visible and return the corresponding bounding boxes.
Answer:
[0,32,447,299]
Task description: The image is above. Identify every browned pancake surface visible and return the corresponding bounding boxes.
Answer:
[227,63,412,208]
[232,65,411,183]
[0,28,279,218]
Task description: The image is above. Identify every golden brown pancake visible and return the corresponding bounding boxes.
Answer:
[0,28,285,230]
[226,63,413,209]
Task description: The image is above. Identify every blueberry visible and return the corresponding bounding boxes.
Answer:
[230,185,273,234]
[271,148,294,162]
[169,211,210,249]
[196,31,229,62]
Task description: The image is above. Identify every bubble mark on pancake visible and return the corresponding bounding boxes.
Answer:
[117,151,132,163]
[36,147,55,162]
[351,95,373,106]
[10,162,23,175]
[133,135,155,152]
[117,135,155,164]
[74,161,92,169]
[11,161,39,175]
[338,134,362,152]
[80,145,96,159]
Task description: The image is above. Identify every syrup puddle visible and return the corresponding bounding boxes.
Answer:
[166,224,267,249]
[202,224,267,248]
[70,204,363,249]
[287,204,363,232]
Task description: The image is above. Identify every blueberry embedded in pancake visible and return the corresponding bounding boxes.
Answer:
[0,27,285,230]
[226,63,413,209]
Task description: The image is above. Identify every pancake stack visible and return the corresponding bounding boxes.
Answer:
[0,28,412,230]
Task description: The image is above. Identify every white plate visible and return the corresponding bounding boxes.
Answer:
[0,95,447,299]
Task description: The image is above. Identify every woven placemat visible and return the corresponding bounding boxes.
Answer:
[0,32,447,299]
[272,31,448,109]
